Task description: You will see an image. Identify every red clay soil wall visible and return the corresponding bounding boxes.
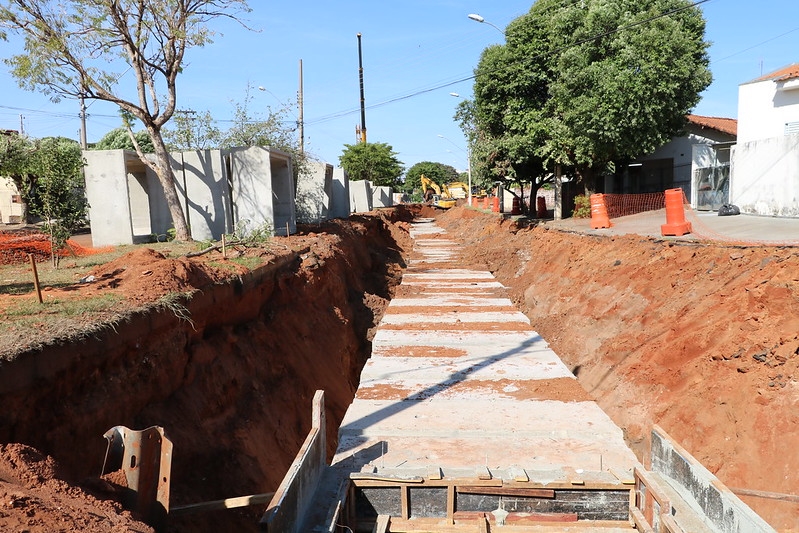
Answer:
[435,207,799,532]
[0,213,409,532]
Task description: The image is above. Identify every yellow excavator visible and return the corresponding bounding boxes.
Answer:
[420,175,457,209]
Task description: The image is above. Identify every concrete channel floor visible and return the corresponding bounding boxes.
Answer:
[304,218,641,531]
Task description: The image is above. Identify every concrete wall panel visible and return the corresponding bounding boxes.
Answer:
[296,161,332,224]
[371,185,393,208]
[329,167,350,219]
[349,180,372,213]
[171,150,230,241]
[84,150,135,246]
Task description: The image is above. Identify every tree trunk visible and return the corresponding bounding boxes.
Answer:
[576,165,597,196]
[146,126,191,241]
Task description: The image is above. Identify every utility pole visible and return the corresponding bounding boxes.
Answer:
[298,59,305,154]
[357,33,367,143]
[79,93,88,149]
[19,114,24,135]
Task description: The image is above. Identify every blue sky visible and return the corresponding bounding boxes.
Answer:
[1,0,799,173]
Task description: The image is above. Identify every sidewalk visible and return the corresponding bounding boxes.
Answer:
[544,209,799,245]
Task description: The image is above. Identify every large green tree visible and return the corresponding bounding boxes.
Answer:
[473,0,711,193]
[0,0,250,241]
[404,161,459,193]
[339,142,404,188]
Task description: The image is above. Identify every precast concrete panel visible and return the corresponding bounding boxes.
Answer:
[371,185,393,208]
[296,161,332,223]
[228,146,274,236]
[84,150,135,246]
[329,166,351,218]
[170,150,231,241]
[270,151,296,236]
[349,180,372,213]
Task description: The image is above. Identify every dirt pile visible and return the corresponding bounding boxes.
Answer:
[435,206,799,531]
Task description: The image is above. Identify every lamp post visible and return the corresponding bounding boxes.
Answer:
[467,13,505,36]
[437,134,472,206]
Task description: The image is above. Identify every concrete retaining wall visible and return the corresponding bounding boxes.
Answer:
[296,161,332,224]
[349,180,372,213]
[650,425,776,533]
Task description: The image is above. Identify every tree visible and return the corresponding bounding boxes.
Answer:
[472,0,711,194]
[404,161,459,193]
[220,84,309,179]
[0,134,87,266]
[0,0,251,241]
[94,127,155,153]
[162,110,222,151]
[339,142,404,188]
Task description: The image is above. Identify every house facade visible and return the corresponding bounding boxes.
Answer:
[605,115,737,208]
[731,64,799,216]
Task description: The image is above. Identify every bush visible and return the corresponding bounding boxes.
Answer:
[572,195,591,218]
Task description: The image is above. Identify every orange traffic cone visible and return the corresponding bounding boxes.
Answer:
[492,196,500,213]
[590,193,611,229]
[660,188,692,236]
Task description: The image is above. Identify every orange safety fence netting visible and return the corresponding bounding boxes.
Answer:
[0,231,114,265]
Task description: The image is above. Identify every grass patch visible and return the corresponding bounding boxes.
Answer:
[227,256,264,270]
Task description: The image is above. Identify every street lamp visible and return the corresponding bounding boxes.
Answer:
[437,134,472,206]
[467,13,505,35]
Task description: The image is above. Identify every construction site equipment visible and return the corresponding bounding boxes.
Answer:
[420,175,456,209]
[102,425,172,531]
[590,193,611,229]
[445,181,469,199]
[660,188,692,236]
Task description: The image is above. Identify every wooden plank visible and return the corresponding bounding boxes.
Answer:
[401,485,410,520]
[478,512,489,533]
[350,473,424,483]
[170,492,275,515]
[476,466,492,480]
[454,511,578,523]
[446,484,455,524]
[372,514,390,533]
[457,486,555,498]
[426,466,442,480]
[508,466,529,483]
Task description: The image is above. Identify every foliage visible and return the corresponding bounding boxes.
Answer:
[404,161,459,193]
[572,195,591,218]
[162,110,222,151]
[228,219,272,246]
[26,137,88,267]
[220,83,309,181]
[0,0,252,241]
[472,0,711,193]
[94,127,155,153]
[0,134,87,266]
[339,142,404,188]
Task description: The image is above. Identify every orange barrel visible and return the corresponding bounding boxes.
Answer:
[471,196,478,207]
[536,196,547,218]
[660,188,692,236]
[492,196,500,213]
[483,196,490,210]
[590,193,611,229]
[511,197,520,215]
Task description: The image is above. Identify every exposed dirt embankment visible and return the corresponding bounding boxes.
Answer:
[435,206,799,532]
[0,209,412,532]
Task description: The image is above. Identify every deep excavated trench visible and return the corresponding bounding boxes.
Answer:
[1,205,798,532]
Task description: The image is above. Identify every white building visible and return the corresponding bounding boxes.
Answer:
[731,64,799,216]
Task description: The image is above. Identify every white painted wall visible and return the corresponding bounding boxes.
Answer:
[0,177,23,224]
[731,134,799,217]
[738,79,799,143]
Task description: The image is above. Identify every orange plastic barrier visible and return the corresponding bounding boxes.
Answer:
[492,196,500,213]
[660,188,692,236]
[590,193,611,229]
[511,197,520,215]
[483,196,490,210]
